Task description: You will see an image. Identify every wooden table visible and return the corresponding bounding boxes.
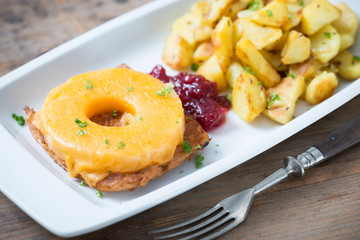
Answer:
[1,1,359,239]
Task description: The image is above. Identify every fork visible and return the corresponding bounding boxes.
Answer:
[149,114,360,240]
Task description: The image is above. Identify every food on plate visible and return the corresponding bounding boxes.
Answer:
[25,68,210,191]
[162,0,360,124]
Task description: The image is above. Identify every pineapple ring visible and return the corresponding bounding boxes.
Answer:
[33,68,185,187]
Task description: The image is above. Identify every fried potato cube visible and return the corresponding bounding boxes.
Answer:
[264,31,289,51]
[309,25,341,64]
[162,35,193,69]
[331,51,360,81]
[281,30,311,64]
[263,76,305,124]
[242,20,283,50]
[233,17,248,46]
[301,0,340,35]
[232,72,267,122]
[193,41,214,64]
[305,71,338,105]
[288,57,322,80]
[339,34,355,53]
[225,61,246,88]
[260,50,288,72]
[206,0,235,25]
[236,38,281,88]
[197,54,228,91]
[212,16,234,72]
[332,2,358,38]
[250,0,288,27]
[223,0,252,19]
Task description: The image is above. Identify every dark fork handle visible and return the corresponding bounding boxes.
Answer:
[314,114,360,161]
[285,114,360,176]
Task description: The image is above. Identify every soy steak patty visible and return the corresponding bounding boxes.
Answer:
[25,107,210,191]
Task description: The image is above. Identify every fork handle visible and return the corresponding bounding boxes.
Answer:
[285,114,360,177]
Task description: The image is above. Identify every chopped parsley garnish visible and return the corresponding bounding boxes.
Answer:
[112,109,118,117]
[248,0,260,11]
[257,81,263,86]
[125,122,130,126]
[156,86,173,97]
[126,87,134,92]
[244,65,255,75]
[225,94,232,102]
[195,154,205,168]
[108,170,112,174]
[12,114,25,126]
[191,63,200,71]
[287,72,297,79]
[267,9,273,18]
[353,56,360,61]
[75,118,89,128]
[137,116,143,122]
[299,0,305,7]
[195,144,202,149]
[183,141,192,154]
[79,181,85,186]
[95,191,103,198]
[324,32,332,39]
[105,140,110,145]
[216,144,220,147]
[288,14,292,19]
[77,129,87,136]
[117,141,125,149]
[84,80,93,90]
[267,91,281,109]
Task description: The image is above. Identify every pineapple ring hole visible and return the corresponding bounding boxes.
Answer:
[85,97,136,127]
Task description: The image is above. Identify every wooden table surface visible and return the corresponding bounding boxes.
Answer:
[1,0,360,239]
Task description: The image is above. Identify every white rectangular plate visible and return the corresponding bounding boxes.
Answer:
[0,0,359,237]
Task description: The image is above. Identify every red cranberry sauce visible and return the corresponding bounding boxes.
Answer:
[149,65,230,131]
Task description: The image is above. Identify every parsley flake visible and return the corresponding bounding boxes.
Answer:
[267,91,281,109]
[248,0,260,11]
[244,65,255,75]
[105,140,110,145]
[191,63,200,71]
[117,141,125,149]
[267,9,273,18]
[287,72,297,79]
[75,118,89,128]
[126,87,134,92]
[299,0,305,7]
[183,141,192,154]
[77,129,87,136]
[112,109,118,117]
[84,81,93,90]
[12,114,25,126]
[137,116,143,122]
[95,191,103,198]
[257,81,263,86]
[288,14,292,19]
[353,56,360,61]
[79,181,85,186]
[195,144,202,149]
[156,86,173,97]
[195,154,205,168]
[225,94,232,102]
[324,32,332,39]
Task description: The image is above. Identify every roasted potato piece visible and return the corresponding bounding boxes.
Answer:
[233,17,247,46]
[288,57,322,80]
[162,35,193,69]
[332,2,358,38]
[242,20,283,50]
[235,38,281,88]
[250,0,288,27]
[331,51,360,81]
[206,0,235,25]
[260,50,288,72]
[309,25,341,64]
[193,41,214,64]
[224,0,252,19]
[301,0,340,35]
[339,34,355,53]
[232,72,267,122]
[225,61,246,88]
[264,31,289,51]
[263,76,305,124]
[281,30,311,64]
[212,16,234,72]
[197,54,228,91]
[305,71,338,105]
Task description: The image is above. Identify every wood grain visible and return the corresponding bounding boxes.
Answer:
[1,1,360,240]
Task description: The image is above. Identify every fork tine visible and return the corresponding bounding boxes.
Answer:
[149,204,222,234]
[199,219,240,240]
[176,215,236,240]
[152,208,228,239]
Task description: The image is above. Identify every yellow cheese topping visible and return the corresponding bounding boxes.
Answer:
[33,68,184,187]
